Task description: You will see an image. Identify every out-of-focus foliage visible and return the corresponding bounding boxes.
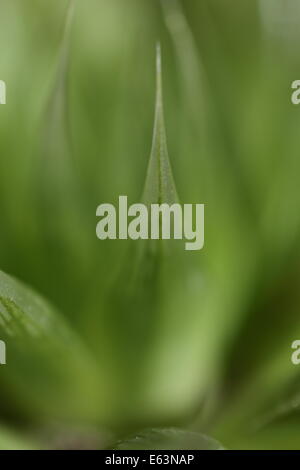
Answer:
[0,0,300,449]
[115,428,224,450]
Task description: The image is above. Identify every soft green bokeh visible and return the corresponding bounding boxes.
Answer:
[0,0,300,450]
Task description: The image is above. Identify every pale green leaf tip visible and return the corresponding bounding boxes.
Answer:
[142,43,179,205]
[41,0,75,160]
[59,0,75,66]
[156,42,162,96]
[65,0,75,35]
[154,42,164,123]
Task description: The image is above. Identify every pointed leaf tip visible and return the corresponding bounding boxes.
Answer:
[156,42,162,85]
[142,44,179,206]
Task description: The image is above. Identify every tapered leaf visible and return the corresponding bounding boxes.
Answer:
[93,45,187,425]
[34,0,91,318]
[142,43,178,206]
[0,269,106,421]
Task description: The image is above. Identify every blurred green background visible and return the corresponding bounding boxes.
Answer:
[0,0,300,450]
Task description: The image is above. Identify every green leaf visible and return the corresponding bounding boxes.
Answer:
[115,428,224,450]
[0,269,107,422]
[34,0,92,318]
[94,45,187,422]
[0,425,38,451]
[93,44,209,426]
[39,0,75,187]
[142,43,178,206]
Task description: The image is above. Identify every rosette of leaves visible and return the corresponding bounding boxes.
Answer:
[0,0,300,450]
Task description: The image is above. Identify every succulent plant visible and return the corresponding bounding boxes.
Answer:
[0,0,300,450]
